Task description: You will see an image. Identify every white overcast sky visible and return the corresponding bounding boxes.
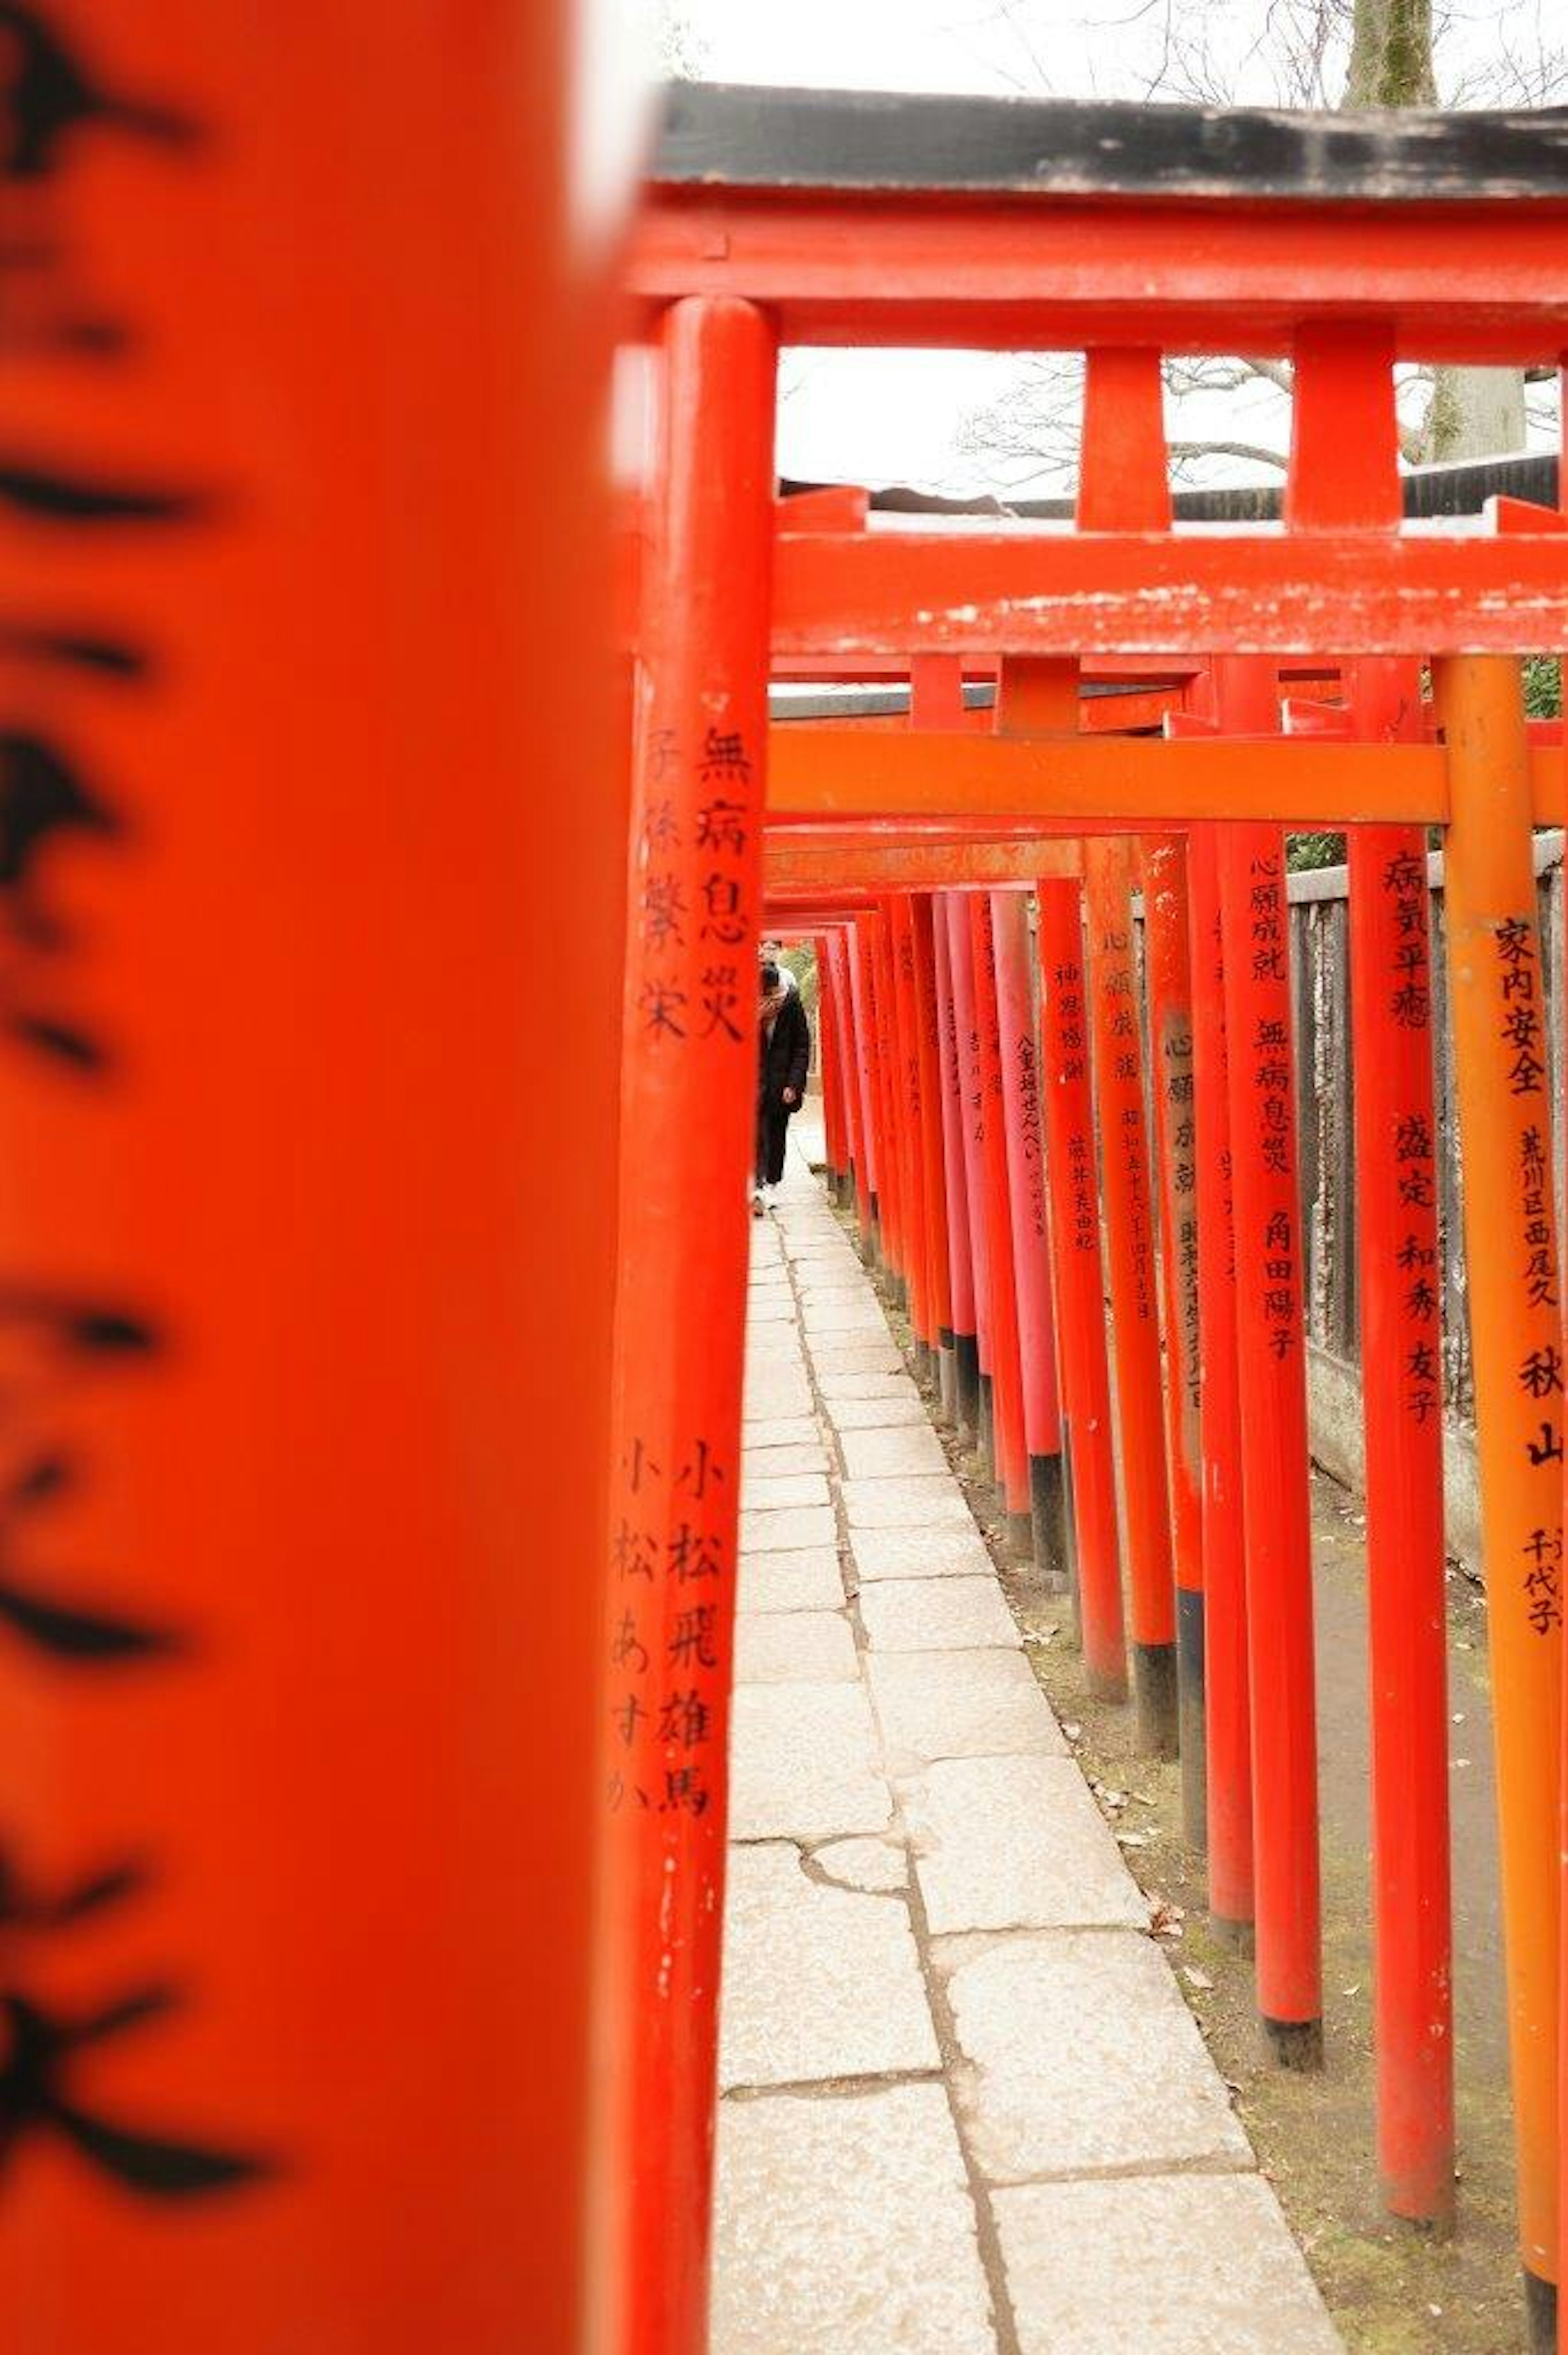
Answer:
[634,0,1564,497]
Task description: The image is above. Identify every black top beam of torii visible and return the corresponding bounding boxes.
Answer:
[650,84,1566,523]
[653,79,1568,203]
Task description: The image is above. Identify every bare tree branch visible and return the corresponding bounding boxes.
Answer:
[652,0,708,79]
[1167,439,1291,471]
[938,0,1561,493]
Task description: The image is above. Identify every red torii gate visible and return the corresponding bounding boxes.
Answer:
[612,79,1568,2355]
[5,4,629,2349]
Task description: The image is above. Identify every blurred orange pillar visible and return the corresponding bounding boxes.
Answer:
[601,293,777,2355]
[1437,655,1561,2339]
[1083,836,1176,1753]
[0,3,625,2346]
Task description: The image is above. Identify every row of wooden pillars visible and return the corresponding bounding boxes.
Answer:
[786,682,1546,2307]
[29,18,1568,2355]
[605,293,1567,2355]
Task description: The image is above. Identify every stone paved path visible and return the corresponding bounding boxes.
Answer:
[714,1129,1345,2355]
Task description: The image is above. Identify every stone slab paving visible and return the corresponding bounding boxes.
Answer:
[818,1390,929,1430]
[742,1414,820,1450]
[859,1573,1020,1652]
[713,2085,996,2355]
[848,1523,997,1582]
[719,1843,939,2090]
[740,1470,831,1511]
[736,1545,845,1614]
[904,1757,1149,1936]
[938,1929,1252,2182]
[815,1366,920,1401]
[716,1138,1344,2355]
[728,1681,892,1841]
[841,1476,975,1531]
[741,1377,815,1423]
[812,1832,909,1893]
[836,1421,949,1480]
[739,1502,837,1553]
[799,1300,890,1335]
[869,1648,1068,1766]
[735,1608,858,1685]
[740,1440,829,1478]
[991,2174,1345,2355]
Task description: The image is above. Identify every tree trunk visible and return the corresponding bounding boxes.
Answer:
[1344,0,1436,106]
[1426,367,1528,462]
[1342,0,1524,459]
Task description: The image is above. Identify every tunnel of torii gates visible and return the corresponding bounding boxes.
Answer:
[41,14,1568,2355]
[598,78,1568,2355]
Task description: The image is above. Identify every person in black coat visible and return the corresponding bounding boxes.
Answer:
[755,960,811,1213]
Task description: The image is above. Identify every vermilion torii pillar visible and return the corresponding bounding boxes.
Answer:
[1218,764,1323,2070]
[948,893,998,1479]
[814,928,846,1203]
[1142,832,1207,1839]
[827,928,866,1223]
[4,4,626,2346]
[1187,821,1254,1944]
[1037,878,1128,1699]
[1287,325,1454,2230]
[992,888,1069,1583]
[1345,664,1454,2229]
[971,893,1033,1549]
[1084,836,1178,1755]
[1075,351,1176,1750]
[993,658,1079,1577]
[602,292,777,2355]
[1437,654,1563,2342]
[908,662,964,1417]
[910,893,957,1423]
[870,908,908,1304]
[847,921,883,1259]
[890,892,935,1383]
[935,897,982,1443]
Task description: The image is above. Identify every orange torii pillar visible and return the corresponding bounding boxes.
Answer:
[847,921,883,1261]
[828,929,868,1230]
[993,889,1070,1585]
[1084,836,1178,1755]
[1288,329,1453,2227]
[908,659,964,1417]
[948,893,998,1477]
[1218,757,1323,2067]
[935,895,982,1444]
[994,657,1080,1579]
[602,293,777,2355]
[1075,351,1178,1750]
[911,893,958,1426]
[1561,364,1568,2355]
[1187,819,1254,1946]
[1437,655,1562,2344]
[1344,667,1454,2227]
[890,893,935,1386]
[971,894,1034,1551]
[878,895,915,1321]
[869,908,909,1306]
[1143,833,1207,1840]
[1037,879,1128,1697]
[814,929,847,1205]
[3,5,624,2346]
